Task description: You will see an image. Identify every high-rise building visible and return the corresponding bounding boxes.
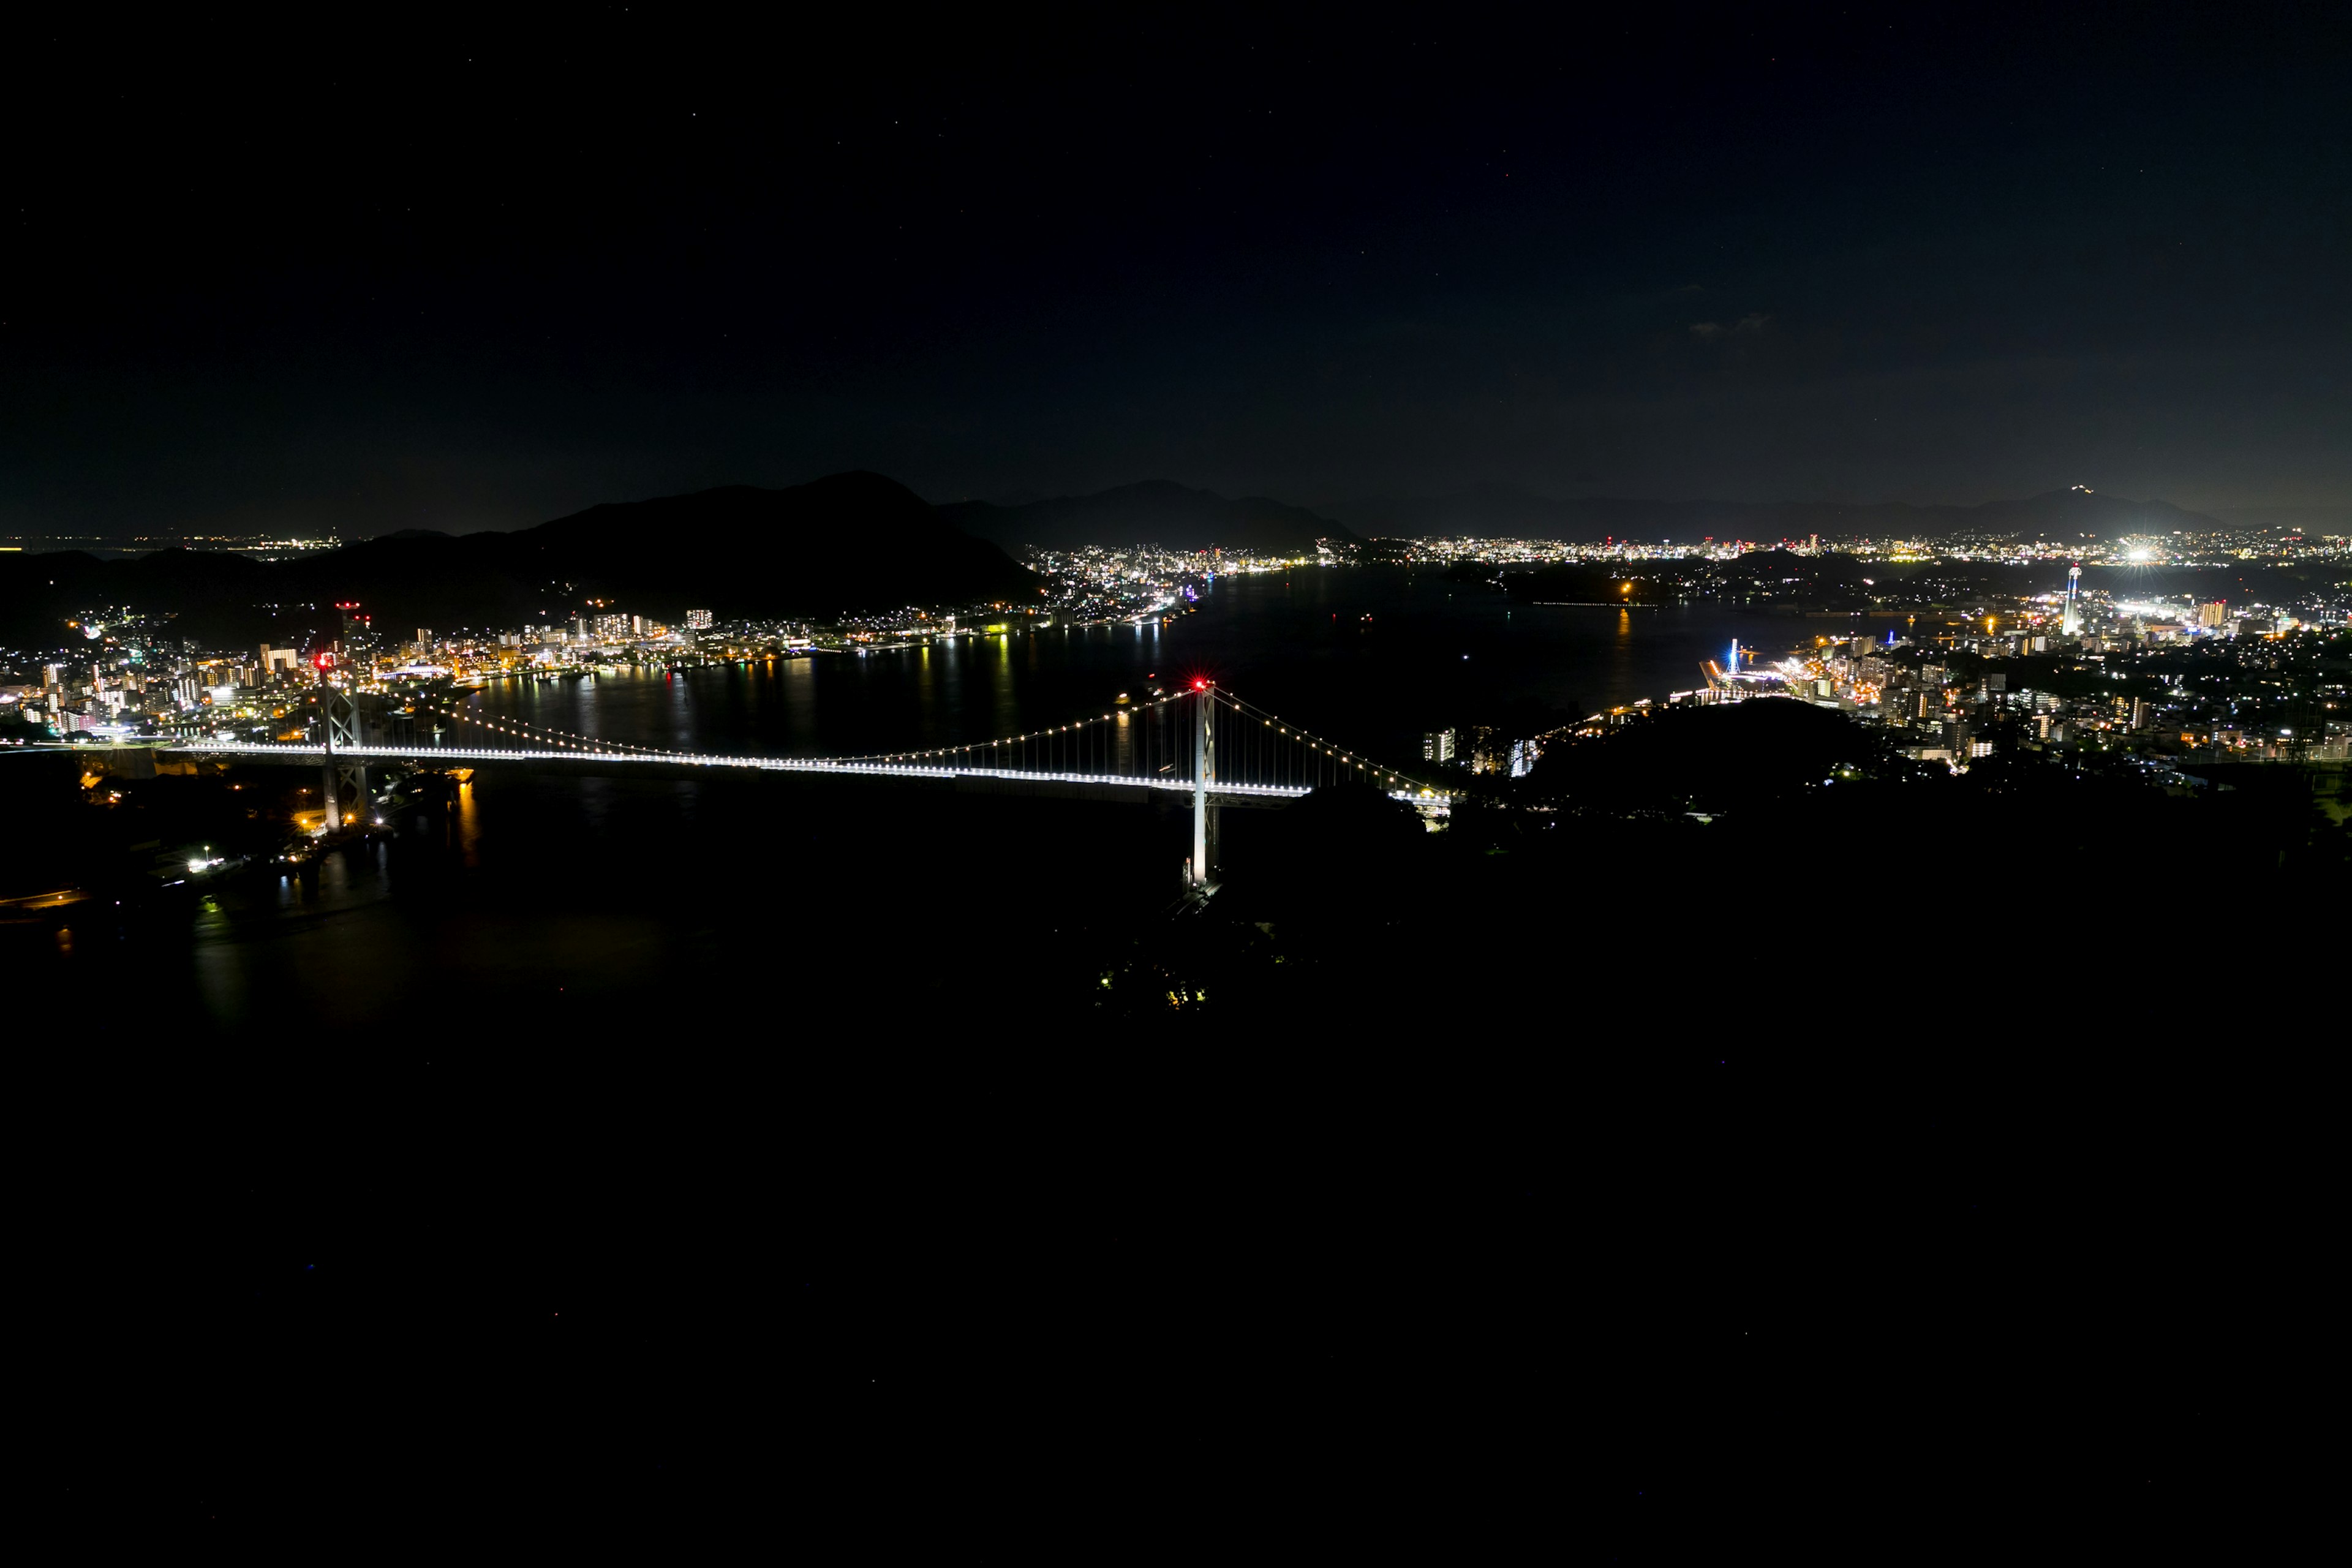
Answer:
[2060,566,2082,636]
[2198,600,2227,629]
[1422,728,1456,763]
[685,609,714,631]
[336,603,377,666]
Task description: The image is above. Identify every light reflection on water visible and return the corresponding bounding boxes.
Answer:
[470,567,1901,764]
[154,570,1919,1027]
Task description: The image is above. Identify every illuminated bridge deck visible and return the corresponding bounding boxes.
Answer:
[148,741,1452,807]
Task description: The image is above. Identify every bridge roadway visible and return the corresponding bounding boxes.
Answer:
[141,741,1451,807]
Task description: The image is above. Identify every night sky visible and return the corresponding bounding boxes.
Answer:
[7,5,2347,538]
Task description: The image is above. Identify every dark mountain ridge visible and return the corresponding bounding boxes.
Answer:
[0,473,1035,645]
[508,475,1035,616]
[2,473,2255,650]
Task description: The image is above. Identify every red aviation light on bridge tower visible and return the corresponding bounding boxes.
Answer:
[1191,678,1207,690]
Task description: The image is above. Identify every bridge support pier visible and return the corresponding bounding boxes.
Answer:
[1191,685,1216,886]
[323,688,366,829]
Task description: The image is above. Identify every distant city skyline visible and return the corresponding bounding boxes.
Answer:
[2,477,2342,552]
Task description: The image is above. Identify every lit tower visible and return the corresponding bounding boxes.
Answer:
[2061,566,2082,636]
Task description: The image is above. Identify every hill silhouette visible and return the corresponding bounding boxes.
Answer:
[2,477,2249,649]
[941,481,1360,552]
[508,474,1035,617]
[0,473,1035,643]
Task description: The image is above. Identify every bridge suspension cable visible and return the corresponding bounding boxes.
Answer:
[1207,688,1444,797]
[826,688,1192,777]
[415,699,679,756]
[297,682,1448,802]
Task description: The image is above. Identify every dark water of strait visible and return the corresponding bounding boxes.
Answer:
[92,568,1902,1031]
[51,568,2206,1553]
[470,565,1902,761]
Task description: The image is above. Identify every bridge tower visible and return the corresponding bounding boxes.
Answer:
[1190,682,1219,886]
[322,688,367,830]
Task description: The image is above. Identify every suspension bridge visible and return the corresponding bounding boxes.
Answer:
[138,682,1450,888]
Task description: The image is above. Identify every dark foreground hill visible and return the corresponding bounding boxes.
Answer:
[1531,698,1888,812]
[0,473,1035,645]
[941,481,1360,553]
